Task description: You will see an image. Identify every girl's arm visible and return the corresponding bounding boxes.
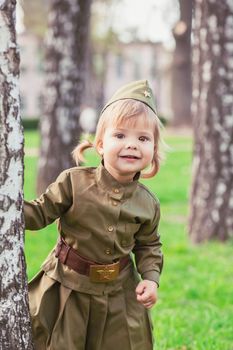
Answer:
[133,200,163,287]
[24,170,72,230]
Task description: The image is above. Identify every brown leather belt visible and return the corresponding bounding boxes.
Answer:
[55,236,130,283]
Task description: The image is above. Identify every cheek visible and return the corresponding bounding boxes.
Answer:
[101,142,116,157]
[104,139,119,151]
[146,145,155,160]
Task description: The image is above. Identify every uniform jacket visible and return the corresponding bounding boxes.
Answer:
[24,163,163,295]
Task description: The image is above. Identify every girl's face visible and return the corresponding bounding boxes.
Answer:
[97,115,155,183]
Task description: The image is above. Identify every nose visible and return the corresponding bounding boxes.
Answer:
[125,141,137,150]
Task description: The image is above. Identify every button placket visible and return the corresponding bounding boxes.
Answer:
[106,220,117,257]
[105,248,111,255]
[111,188,123,203]
[107,226,114,232]
[104,188,122,262]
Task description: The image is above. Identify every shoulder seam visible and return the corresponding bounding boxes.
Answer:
[61,167,96,196]
[138,182,160,205]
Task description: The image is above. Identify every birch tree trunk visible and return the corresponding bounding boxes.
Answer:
[37,0,92,195]
[171,0,193,125]
[0,1,33,348]
[189,0,233,242]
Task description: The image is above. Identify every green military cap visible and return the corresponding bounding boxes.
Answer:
[101,79,157,115]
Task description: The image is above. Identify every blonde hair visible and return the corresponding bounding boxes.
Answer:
[72,99,165,178]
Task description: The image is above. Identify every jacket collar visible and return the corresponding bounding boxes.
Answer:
[96,162,139,199]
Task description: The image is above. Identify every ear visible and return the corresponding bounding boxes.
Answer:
[97,140,104,156]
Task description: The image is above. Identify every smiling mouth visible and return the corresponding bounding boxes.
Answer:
[120,155,140,159]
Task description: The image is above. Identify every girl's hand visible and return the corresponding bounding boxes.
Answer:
[135,280,158,309]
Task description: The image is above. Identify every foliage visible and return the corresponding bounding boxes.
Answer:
[22,118,39,130]
[24,130,233,350]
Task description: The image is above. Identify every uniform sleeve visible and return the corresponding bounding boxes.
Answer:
[24,170,73,230]
[133,199,163,286]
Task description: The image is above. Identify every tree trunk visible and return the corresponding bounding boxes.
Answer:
[189,0,233,243]
[0,2,34,348]
[171,0,193,126]
[37,0,92,195]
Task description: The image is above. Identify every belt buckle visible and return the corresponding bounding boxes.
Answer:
[89,262,120,283]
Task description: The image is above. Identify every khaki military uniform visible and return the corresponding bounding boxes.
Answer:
[25,163,163,350]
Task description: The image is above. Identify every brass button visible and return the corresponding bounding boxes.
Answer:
[105,248,111,255]
[108,226,114,232]
[113,188,120,194]
[112,201,118,206]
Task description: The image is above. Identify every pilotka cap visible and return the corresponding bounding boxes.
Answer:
[101,80,157,115]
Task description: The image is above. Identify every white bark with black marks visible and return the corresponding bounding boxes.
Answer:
[189,0,233,242]
[0,1,34,348]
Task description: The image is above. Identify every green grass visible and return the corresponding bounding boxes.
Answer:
[24,130,40,149]
[24,130,233,350]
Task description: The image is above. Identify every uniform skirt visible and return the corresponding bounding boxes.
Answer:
[28,264,154,350]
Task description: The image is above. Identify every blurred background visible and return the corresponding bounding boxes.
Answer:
[15,1,233,349]
[17,0,186,126]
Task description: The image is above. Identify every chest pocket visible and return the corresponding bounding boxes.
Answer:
[126,223,141,233]
[121,223,141,247]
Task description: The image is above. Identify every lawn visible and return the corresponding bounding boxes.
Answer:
[24,130,233,350]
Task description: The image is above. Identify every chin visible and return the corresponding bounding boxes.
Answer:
[119,168,140,175]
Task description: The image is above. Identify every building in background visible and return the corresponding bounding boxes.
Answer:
[18,32,44,118]
[19,32,173,123]
[103,41,172,119]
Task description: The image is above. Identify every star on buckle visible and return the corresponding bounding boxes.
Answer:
[96,267,115,280]
[89,262,120,283]
[144,90,151,98]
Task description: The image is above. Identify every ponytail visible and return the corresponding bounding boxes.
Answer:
[72,140,94,165]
